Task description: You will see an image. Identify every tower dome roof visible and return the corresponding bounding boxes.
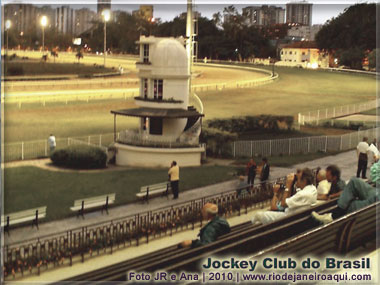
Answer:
[151,38,189,77]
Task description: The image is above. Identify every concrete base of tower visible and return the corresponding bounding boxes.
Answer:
[115,143,205,167]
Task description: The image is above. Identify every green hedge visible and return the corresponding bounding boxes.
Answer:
[320,120,375,130]
[6,65,24,76]
[207,115,294,133]
[200,127,237,157]
[51,145,107,169]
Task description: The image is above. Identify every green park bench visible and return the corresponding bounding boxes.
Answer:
[136,182,170,203]
[70,193,116,218]
[1,206,47,234]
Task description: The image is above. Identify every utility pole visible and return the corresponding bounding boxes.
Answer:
[186,0,193,97]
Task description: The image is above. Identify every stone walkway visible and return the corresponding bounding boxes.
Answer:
[4,150,359,245]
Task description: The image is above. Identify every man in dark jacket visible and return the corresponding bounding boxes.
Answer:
[246,159,257,187]
[180,203,231,248]
[260,157,270,182]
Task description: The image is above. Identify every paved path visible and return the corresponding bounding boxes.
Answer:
[4,150,359,245]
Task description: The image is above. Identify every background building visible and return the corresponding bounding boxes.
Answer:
[287,24,322,41]
[3,3,96,36]
[132,5,154,20]
[286,1,312,26]
[280,41,329,68]
[243,5,285,26]
[3,4,38,34]
[74,8,96,36]
[97,0,111,18]
[55,6,75,35]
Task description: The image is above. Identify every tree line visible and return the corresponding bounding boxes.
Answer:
[5,4,376,68]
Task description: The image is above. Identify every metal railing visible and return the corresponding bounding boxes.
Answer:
[298,99,378,125]
[232,127,379,158]
[5,127,379,162]
[3,179,278,279]
[117,130,200,148]
[3,133,116,162]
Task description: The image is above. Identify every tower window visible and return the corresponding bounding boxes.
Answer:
[143,44,149,63]
[153,79,163,100]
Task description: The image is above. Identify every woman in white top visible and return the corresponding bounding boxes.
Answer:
[316,169,331,200]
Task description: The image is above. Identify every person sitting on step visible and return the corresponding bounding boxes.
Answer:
[180,203,231,248]
[312,163,380,225]
[251,168,317,225]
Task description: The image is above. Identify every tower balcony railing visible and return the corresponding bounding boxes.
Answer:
[134,96,183,104]
[118,129,200,148]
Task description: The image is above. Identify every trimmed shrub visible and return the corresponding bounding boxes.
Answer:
[6,65,24,76]
[200,127,237,157]
[207,115,294,133]
[51,145,107,169]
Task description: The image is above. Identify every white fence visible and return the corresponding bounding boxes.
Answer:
[298,99,378,125]
[232,127,379,158]
[4,128,379,162]
[3,89,139,108]
[2,63,277,107]
[3,77,139,92]
[3,133,115,162]
[193,63,278,93]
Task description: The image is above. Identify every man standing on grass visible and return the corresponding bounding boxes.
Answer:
[168,161,180,199]
[48,134,56,153]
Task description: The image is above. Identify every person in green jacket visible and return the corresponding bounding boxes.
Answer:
[312,161,380,225]
[180,203,231,248]
[369,156,380,185]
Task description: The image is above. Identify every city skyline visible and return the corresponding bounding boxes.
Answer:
[2,1,373,25]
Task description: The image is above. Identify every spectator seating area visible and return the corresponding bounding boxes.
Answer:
[64,198,376,282]
[3,164,378,281]
[252,201,378,257]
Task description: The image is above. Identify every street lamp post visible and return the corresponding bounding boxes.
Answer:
[40,16,47,54]
[5,20,11,56]
[269,57,275,77]
[102,10,110,67]
[149,17,155,36]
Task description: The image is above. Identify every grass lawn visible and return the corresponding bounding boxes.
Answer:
[360,108,379,116]
[4,60,114,76]
[3,66,376,143]
[4,100,140,142]
[4,165,237,221]
[198,66,376,119]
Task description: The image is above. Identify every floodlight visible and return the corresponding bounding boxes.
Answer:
[5,20,11,30]
[41,15,48,27]
[102,10,111,22]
